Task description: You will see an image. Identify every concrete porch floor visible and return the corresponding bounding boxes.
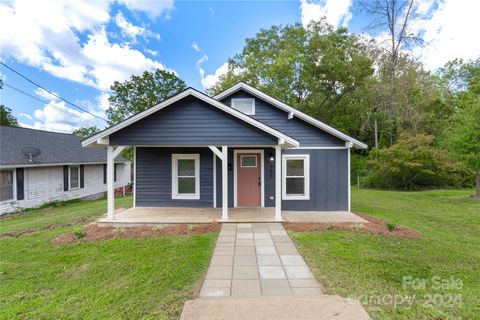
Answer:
[97,207,367,226]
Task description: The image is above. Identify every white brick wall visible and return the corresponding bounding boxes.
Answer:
[0,163,131,214]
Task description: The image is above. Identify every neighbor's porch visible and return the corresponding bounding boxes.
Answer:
[97,207,366,226]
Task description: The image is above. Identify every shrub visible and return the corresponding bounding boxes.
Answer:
[73,229,86,239]
[352,223,364,231]
[386,222,397,232]
[364,133,470,189]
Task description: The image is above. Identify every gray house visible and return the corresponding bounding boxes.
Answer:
[0,126,131,214]
[82,83,366,222]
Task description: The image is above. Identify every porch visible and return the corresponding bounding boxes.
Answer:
[97,207,367,226]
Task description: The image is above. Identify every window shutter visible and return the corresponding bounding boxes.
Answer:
[114,163,117,182]
[16,168,24,200]
[80,165,85,188]
[103,164,107,184]
[63,166,69,191]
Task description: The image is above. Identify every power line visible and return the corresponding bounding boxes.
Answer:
[3,81,101,128]
[0,61,108,122]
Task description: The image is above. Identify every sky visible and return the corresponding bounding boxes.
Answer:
[0,0,479,133]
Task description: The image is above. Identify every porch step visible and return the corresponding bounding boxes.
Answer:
[180,295,371,320]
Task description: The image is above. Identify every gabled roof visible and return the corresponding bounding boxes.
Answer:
[82,88,300,148]
[0,126,127,168]
[214,82,368,149]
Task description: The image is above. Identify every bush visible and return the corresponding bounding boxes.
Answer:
[73,229,86,239]
[364,133,470,190]
[386,222,397,232]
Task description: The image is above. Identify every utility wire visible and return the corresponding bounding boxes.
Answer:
[0,61,108,122]
[3,81,101,127]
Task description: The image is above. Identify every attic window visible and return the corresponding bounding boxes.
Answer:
[231,98,255,115]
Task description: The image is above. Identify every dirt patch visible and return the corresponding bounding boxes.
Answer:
[284,212,421,239]
[52,223,221,244]
[0,219,89,238]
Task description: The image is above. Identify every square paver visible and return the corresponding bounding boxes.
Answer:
[222,224,237,231]
[284,266,314,279]
[256,246,277,255]
[255,239,274,246]
[275,245,298,255]
[202,279,231,288]
[254,233,272,240]
[234,255,257,266]
[268,223,283,230]
[289,279,320,288]
[232,280,261,296]
[253,228,269,233]
[271,230,288,236]
[216,242,235,247]
[200,287,230,297]
[210,255,234,266]
[205,266,232,280]
[219,230,236,236]
[280,255,306,266]
[236,233,254,240]
[213,247,234,255]
[292,287,322,296]
[237,223,252,228]
[258,266,286,279]
[237,228,253,233]
[236,240,255,246]
[257,254,282,266]
[272,236,291,243]
[261,279,292,296]
[217,236,235,243]
[235,246,256,255]
[233,266,258,279]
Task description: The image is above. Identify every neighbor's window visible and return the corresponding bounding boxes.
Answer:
[172,154,200,200]
[69,166,80,190]
[231,98,255,115]
[0,170,14,201]
[241,155,257,168]
[282,155,309,200]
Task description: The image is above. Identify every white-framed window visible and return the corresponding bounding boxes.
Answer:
[231,98,255,115]
[240,155,257,168]
[69,166,80,190]
[0,170,14,201]
[282,154,310,200]
[172,154,200,200]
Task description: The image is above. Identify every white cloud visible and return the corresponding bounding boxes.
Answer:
[196,54,208,78]
[201,62,229,90]
[0,0,171,91]
[191,41,200,51]
[18,113,32,120]
[300,0,352,28]
[115,11,145,41]
[145,48,158,56]
[34,88,59,101]
[118,0,174,19]
[410,0,480,70]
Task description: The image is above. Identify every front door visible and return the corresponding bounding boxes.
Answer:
[237,152,261,206]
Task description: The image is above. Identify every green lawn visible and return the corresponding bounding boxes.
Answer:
[290,189,480,320]
[0,196,217,319]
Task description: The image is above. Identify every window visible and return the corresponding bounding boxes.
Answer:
[0,171,14,201]
[240,155,257,168]
[282,155,309,200]
[69,166,80,190]
[172,154,200,199]
[231,98,255,115]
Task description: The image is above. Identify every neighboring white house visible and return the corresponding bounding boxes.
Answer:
[0,126,131,214]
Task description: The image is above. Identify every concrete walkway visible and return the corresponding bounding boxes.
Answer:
[200,223,322,297]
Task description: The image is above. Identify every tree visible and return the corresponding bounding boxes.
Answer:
[106,69,186,125]
[0,105,19,127]
[72,126,101,138]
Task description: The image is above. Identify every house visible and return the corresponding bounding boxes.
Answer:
[82,82,367,222]
[0,126,131,214]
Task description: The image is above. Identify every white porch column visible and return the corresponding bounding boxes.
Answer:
[275,145,282,221]
[107,145,126,220]
[221,145,228,221]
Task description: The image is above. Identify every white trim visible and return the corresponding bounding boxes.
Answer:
[208,146,223,159]
[68,165,80,190]
[287,146,348,150]
[221,146,228,221]
[171,154,200,200]
[214,83,367,149]
[288,112,294,120]
[282,154,310,200]
[233,149,264,208]
[125,144,282,148]
[212,152,216,208]
[107,146,115,220]
[231,98,255,115]
[0,161,128,170]
[274,145,282,221]
[347,147,351,212]
[133,146,136,208]
[240,155,257,168]
[82,88,299,148]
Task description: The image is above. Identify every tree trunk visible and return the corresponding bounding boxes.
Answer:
[475,171,480,198]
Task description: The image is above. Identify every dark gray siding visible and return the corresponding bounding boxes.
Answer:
[136,147,213,207]
[110,96,277,146]
[221,91,344,147]
[281,149,348,211]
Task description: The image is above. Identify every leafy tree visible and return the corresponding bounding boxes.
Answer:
[0,105,19,127]
[106,69,186,125]
[72,126,101,138]
[365,133,468,190]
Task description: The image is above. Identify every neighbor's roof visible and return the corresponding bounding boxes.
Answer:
[0,126,127,168]
[214,82,368,149]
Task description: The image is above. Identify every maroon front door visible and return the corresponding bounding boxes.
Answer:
[237,153,261,206]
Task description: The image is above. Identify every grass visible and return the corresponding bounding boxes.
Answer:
[290,189,480,319]
[0,196,217,319]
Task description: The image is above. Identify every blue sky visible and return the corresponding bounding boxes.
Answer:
[1,0,478,133]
